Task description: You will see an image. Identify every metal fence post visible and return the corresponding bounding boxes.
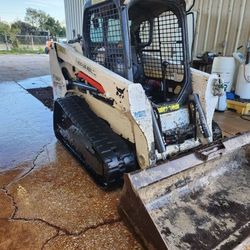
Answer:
[4,33,9,50]
[31,35,34,50]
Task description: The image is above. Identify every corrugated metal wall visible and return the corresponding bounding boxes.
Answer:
[64,0,250,57]
[192,0,250,57]
[64,0,84,40]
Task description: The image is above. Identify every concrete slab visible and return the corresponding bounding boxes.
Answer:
[0,54,50,82]
[17,75,52,89]
[0,219,57,250]
[0,81,143,249]
[8,142,121,234]
[39,75,52,84]
[0,190,13,218]
[45,222,142,250]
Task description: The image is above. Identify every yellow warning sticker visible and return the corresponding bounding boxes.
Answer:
[157,103,180,114]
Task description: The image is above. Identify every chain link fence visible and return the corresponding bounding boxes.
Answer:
[0,34,66,52]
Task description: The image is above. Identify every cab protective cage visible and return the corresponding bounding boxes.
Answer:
[82,0,191,105]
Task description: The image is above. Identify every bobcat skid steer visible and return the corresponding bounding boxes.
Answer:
[50,0,250,248]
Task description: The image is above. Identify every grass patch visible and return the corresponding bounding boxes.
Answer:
[0,47,45,55]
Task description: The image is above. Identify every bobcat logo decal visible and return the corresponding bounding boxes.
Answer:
[116,87,125,99]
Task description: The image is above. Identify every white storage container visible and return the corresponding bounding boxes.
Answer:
[212,57,236,92]
[235,63,250,100]
[212,57,236,112]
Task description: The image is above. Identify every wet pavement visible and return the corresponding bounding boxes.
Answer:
[0,80,143,249]
[0,82,53,170]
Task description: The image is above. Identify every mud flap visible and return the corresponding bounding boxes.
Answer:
[120,133,250,250]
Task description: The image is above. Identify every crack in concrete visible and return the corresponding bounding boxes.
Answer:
[18,142,51,181]
[40,219,123,250]
[75,218,122,237]
[4,141,53,189]
[11,216,122,237]
[2,141,123,248]
[1,187,18,219]
[2,186,122,247]
[10,217,71,234]
[40,218,122,250]
[41,230,60,250]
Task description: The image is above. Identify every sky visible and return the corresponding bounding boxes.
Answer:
[0,0,65,24]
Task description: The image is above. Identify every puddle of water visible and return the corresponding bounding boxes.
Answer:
[0,81,54,171]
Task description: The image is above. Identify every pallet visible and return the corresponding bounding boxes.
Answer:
[227,100,250,115]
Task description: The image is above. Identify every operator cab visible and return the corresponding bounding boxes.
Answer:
[82,0,191,105]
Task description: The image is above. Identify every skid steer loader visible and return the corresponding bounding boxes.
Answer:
[50,0,250,248]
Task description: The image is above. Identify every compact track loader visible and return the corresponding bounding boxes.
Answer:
[50,0,250,248]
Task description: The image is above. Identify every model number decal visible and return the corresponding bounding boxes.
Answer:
[76,59,96,77]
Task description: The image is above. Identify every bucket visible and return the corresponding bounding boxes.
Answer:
[212,57,236,92]
[120,133,250,250]
[235,63,250,100]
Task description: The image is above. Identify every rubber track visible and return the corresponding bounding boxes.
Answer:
[54,95,137,187]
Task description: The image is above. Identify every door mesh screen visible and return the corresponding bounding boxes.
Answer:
[139,11,184,82]
[85,3,126,77]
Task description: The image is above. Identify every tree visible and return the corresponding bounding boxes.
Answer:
[0,21,20,37]
[25,8,66,37]
[58,26,66,37]
[0,21,20,48]
[25,8,47,28]
[0,21,11,34]
[43,18,66,37]
[11,21,37,35]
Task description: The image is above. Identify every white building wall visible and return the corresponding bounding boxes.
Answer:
[64,0,84,40]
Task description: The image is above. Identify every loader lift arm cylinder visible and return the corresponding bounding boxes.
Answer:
[152,109,165,153]
[192,94,212,139]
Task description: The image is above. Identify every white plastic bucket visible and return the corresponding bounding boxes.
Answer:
[235,63,250,100]
[212,57,236,92]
